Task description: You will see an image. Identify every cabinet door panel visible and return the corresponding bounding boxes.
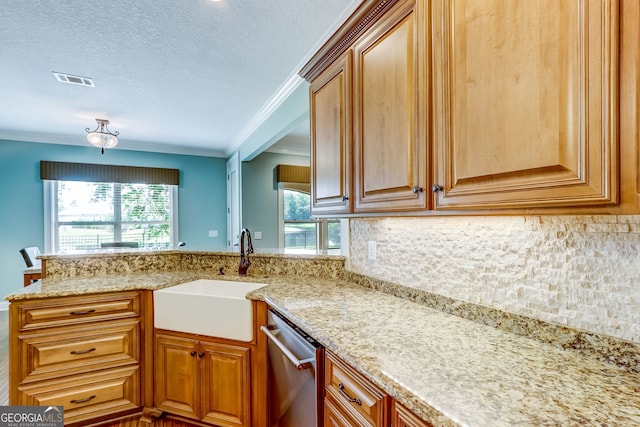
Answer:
[18,366,140,425]
[200,341,251,427]
[392,401,431,427]
[432,0,619,209]
[154,334,199,420]
[311,52,352,214]
[354,0,428,212]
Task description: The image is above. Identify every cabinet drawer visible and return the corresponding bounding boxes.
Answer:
[325,396,360,427]
[20,321,139,383]
[17,365,140,425]
[17,292,140,331]
[325,352,388,427]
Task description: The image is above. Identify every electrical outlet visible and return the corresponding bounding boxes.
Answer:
[254,231,263,240]
[208,230,218,237]
[368,240,377,260]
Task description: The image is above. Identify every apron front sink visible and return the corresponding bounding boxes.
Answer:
[153,279,268,342]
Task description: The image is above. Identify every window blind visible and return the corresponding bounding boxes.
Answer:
[40,161,180,185]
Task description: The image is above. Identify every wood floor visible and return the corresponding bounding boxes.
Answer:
[0,309,8,405]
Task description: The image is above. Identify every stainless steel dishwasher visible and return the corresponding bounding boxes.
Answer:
[261,308,324,427]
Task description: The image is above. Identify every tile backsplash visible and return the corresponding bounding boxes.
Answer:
[349,216,640,343]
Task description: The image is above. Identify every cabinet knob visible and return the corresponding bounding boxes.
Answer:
[198,352,205,358]
[342,195,349,201]
[412,185,424,194]
[190,351,197,357]
[431,184,444,193]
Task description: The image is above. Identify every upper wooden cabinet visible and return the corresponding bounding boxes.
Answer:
[353,0,428,212]
[310,51,353,215]
[304,0,428,215]
[302,0,634,215]
[431,0,620,209]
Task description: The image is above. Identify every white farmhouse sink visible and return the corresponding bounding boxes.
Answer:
[153,279,268,342]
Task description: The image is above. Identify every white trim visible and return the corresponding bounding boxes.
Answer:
[227,153,242,249]
[340,218,350,269]
[277,184,285,248]
[43,180,54,253]
[0,131,226,158]
[171,186,179,248]
[226,0,362,158]
[227,75,306,157]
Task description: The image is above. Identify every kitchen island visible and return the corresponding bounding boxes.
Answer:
[6,251,640,426]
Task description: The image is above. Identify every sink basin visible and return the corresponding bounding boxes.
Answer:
[153,279,268,342]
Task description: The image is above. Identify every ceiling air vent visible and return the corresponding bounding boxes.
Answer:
[53,72,95,87]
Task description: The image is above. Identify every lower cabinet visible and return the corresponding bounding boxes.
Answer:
[324,351,430,427]
[17,366,140,425]
[154,331,251,427]
[325,351,389,427]
[9,291,147,426]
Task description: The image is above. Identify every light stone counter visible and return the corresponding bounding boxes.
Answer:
[250,277,640,427]
[6,272,640,426]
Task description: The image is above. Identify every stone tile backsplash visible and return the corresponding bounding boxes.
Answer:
[349,216,640,343]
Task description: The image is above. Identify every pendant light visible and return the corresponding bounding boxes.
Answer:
[86,119,119,154]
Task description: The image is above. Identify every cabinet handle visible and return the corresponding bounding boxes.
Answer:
[198,352,205,358]
[69,309,96,315]
[342,195,349,201]
[190,351,197,357]
[70,347,96,355]
[412,185,424,194]
[431,184,443,193]
[338,383,362,406]
[70,395,96,404]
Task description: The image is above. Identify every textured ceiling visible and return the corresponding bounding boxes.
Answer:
[0,0,360,157]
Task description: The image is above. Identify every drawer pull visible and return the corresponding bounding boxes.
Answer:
[338,383,362,406]
[70,395,96,404]
[69,309,96,315]
[190,351,197,357]
[70,348,96,355]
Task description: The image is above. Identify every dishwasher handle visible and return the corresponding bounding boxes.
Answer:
[261,325,315,371]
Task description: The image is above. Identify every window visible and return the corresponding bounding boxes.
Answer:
[281,188,340,253]
[44,180,178,253]
[41,161,180,253]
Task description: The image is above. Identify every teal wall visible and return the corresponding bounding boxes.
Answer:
[242,152,309,248]
[0,139,227,298]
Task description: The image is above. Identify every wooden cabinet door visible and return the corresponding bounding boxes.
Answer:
[310,51,353,215]
[154,333,200,420]
[200,340,251,427]
[432,0,619,209]
[353,0,428,212]
[392,401,431,427]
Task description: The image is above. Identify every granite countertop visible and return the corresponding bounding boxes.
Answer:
[7,273,640,426]
[253,277,640,427]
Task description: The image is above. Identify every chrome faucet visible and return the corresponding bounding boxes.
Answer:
[238,228,254,276]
